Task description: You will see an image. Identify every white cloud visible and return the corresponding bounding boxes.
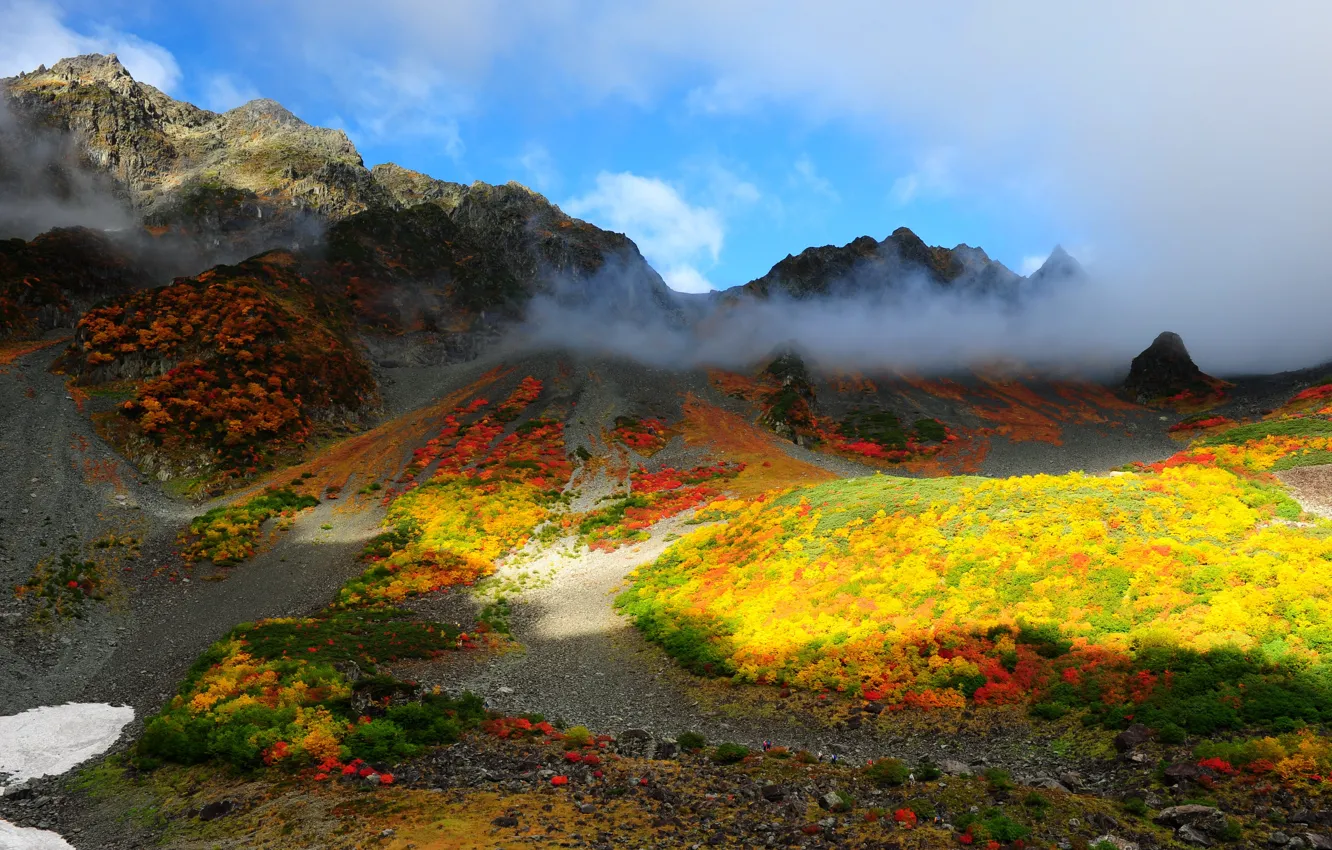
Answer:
[689,159,760,210]
[660,264,715,294]
[0,0,180,91]
[517,143,558,191]
[313,54,468,159]
[1020,254,1049,276]
[565,171,724,292]
[793,154,838,201]
[890,149,954,206]
[202,73,259,112]
[684,77,764,115]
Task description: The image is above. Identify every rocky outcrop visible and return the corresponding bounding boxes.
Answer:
[370,163,467,210]
[738,227,1023,301]
[1123,331,1218,403]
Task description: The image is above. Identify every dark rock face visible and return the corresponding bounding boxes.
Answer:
[1123,332,1215,402]
[738,227,1023,301]
[196,799,236,821]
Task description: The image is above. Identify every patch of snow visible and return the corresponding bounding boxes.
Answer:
[0,703,134,792]
[0,819,77,849]
[0,703,134,850]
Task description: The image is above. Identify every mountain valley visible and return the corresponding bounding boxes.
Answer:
[2,54,1332,850]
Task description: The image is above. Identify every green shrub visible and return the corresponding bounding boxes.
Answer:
[1157,722,1187,744]
[1219,818,1243,841]
[137,714,211,766]
[1123,797,1149,817]
[345,719,415,764]
[712,743,751,764]
[915,761,942,781]
[984,813,1029,842]
[562,725,594,749]
[907,798,936,819]
[676,731,706,751]
[1030,702,1069,721]
[384,700,468,747]
[983,767,1013,790]
[913,418,948,442]
[865,758,911,787]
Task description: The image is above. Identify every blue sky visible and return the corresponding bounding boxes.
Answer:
[0,0,1081,292]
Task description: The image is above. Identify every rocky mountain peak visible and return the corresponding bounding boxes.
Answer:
[224,98,307,129]
[738,226,1022,300]
[9,52,147,101]
[1027,244,1085,287]
[952,244,993,271]
[47,53,133,85]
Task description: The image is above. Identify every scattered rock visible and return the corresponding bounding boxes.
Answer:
[1032,777,1070,793]
[615,729,655,758]
[1162,761,1215,785]
[761,785,785,802]
[1177,824,1214,846]
[1092,835,1139,850]
[492,816,518,828]
[1114,723,1152,752]
[1058,771,1086,792]
[939,759,972,776]
[1155,805,1227,830]
[1270,832,1290,846]
[818,791,850,813]
[578,803,596,814]
[1304,835,1332,850]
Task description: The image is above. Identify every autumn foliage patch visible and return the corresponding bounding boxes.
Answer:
[574,462,744,551]
[611,416,673,456]
[66,252,378,482]
[619,459,1332,730]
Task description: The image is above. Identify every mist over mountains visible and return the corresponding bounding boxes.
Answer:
[1,52,1318,379]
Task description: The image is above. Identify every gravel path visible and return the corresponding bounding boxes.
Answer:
[0,342,187,716]
[1278,464,1332,518]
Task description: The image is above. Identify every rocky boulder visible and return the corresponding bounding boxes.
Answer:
[1123,331,1218,403]
[1114,723,1152,752]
